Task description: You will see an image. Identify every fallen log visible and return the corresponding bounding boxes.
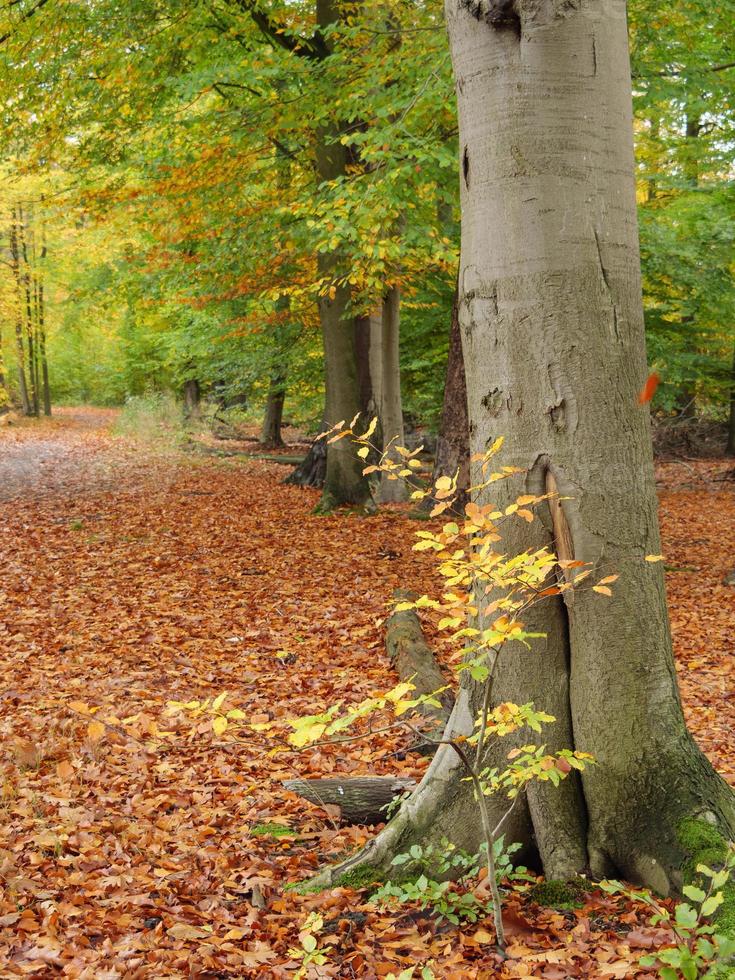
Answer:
[386,589,455,742]
[283,776,416,825]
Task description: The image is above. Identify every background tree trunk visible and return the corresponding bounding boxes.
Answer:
[727,344,735,456]
[314,0,735,895]
[378,286,407,503]
[284,418,328,488]
[9,209,31,417]
[37,205,51,417]
[183,379,201,421]
[423,284,470,510]
[260,372,286,447]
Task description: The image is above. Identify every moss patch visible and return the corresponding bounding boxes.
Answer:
[282,878,324,896]
[250,822,296,839]
[678,818,735,939]
[335,865,385,891]
[529,877,588,909]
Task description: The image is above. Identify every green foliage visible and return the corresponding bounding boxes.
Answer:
[372,837,528,926]
[601,845,735,979]
[287,912,332,979]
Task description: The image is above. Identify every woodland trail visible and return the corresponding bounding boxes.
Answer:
[0,411,733,978]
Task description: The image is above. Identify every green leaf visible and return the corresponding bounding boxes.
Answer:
[674,903,698,928]
[700,893,724,917]
[682,885,706,903]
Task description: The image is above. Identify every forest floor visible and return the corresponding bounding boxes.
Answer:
[0,408,733,979]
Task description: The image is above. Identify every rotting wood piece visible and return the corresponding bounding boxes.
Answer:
[385,588,455,747]
[283,776,417,825]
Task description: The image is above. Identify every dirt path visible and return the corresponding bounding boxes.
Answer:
[0,412,732,978]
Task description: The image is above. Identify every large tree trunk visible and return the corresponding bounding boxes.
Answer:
[312,0,735,896]
[318,275,371,510]
[378,286,407,503]
[312,3,371,513]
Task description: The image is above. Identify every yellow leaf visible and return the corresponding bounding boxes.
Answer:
[288,723,325,747]
[212,692,228,712]
[598,574,619,585]
[645,554,665,562]
[385,681,416,703]
[592,585,612,596]
[87,720,105,742]
[212,715,228,736]
[357,446,370,459]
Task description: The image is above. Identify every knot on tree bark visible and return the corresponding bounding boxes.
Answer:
[461,0,520,30]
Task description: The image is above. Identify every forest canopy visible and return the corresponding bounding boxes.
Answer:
[0,0,732,430]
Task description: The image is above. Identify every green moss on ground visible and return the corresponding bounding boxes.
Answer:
[678,818,735,939]
[529,877,588,909]
[335,865,385,891]
[250,822,296,838]
[282,879,324,895]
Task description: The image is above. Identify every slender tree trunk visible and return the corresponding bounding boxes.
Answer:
[0,330,7,410]
[727,344,735,457]
[19,206,38,417]
[260,372,286,447]
[38,199,51,416]
[425,283,470,509]
[378,286,407,503]
[315,0,734,895]
[183,379,201,421]
[9,210,31,417]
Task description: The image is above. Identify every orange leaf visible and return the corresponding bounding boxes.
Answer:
[638,371,660,404]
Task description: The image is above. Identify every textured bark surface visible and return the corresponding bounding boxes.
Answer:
[378,287,408,503]
[284,777,416,825]
[311,0,371,511]
[309,0,735,895]
[425,286,470,509]
[284,418,328,488]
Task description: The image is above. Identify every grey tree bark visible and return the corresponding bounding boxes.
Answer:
[312,0,735,895]
[378,286,408,503]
